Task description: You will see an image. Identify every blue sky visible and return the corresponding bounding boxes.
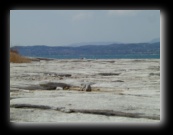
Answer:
[10,10,160,46]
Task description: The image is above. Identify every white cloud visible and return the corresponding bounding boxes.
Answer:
[72,12,93,21]
[108,10,139,16]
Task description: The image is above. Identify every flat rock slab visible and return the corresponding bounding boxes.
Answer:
[10,59,160,123]
[10,108,159,123]
[10,90,160,120]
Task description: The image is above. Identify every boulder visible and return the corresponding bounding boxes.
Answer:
[80,82,95,92]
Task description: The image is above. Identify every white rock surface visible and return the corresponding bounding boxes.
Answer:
[10,59,160,123]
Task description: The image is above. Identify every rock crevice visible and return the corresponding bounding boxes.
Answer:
[10,103,159,120]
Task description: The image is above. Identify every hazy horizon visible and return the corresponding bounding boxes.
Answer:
[10,10,160,47]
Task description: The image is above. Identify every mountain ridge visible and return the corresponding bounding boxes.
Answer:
[11,42,160,58]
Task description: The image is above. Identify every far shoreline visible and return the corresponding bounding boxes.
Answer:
[28,57,160,63]
[28,57,56,61]
[27,55,160,61]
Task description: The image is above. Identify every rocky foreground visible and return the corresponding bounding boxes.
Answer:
[10,59,160,123]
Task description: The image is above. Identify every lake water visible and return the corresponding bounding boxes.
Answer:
[28,54,160,59]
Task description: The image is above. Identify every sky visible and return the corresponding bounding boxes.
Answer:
[10,10,160,46]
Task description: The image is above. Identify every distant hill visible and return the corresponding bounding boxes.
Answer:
[149,38,160,43]
[64,41,121,47]
[11,42,160,58]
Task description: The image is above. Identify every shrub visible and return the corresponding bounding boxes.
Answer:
[10,50,31,63]
[10,49,19,54]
